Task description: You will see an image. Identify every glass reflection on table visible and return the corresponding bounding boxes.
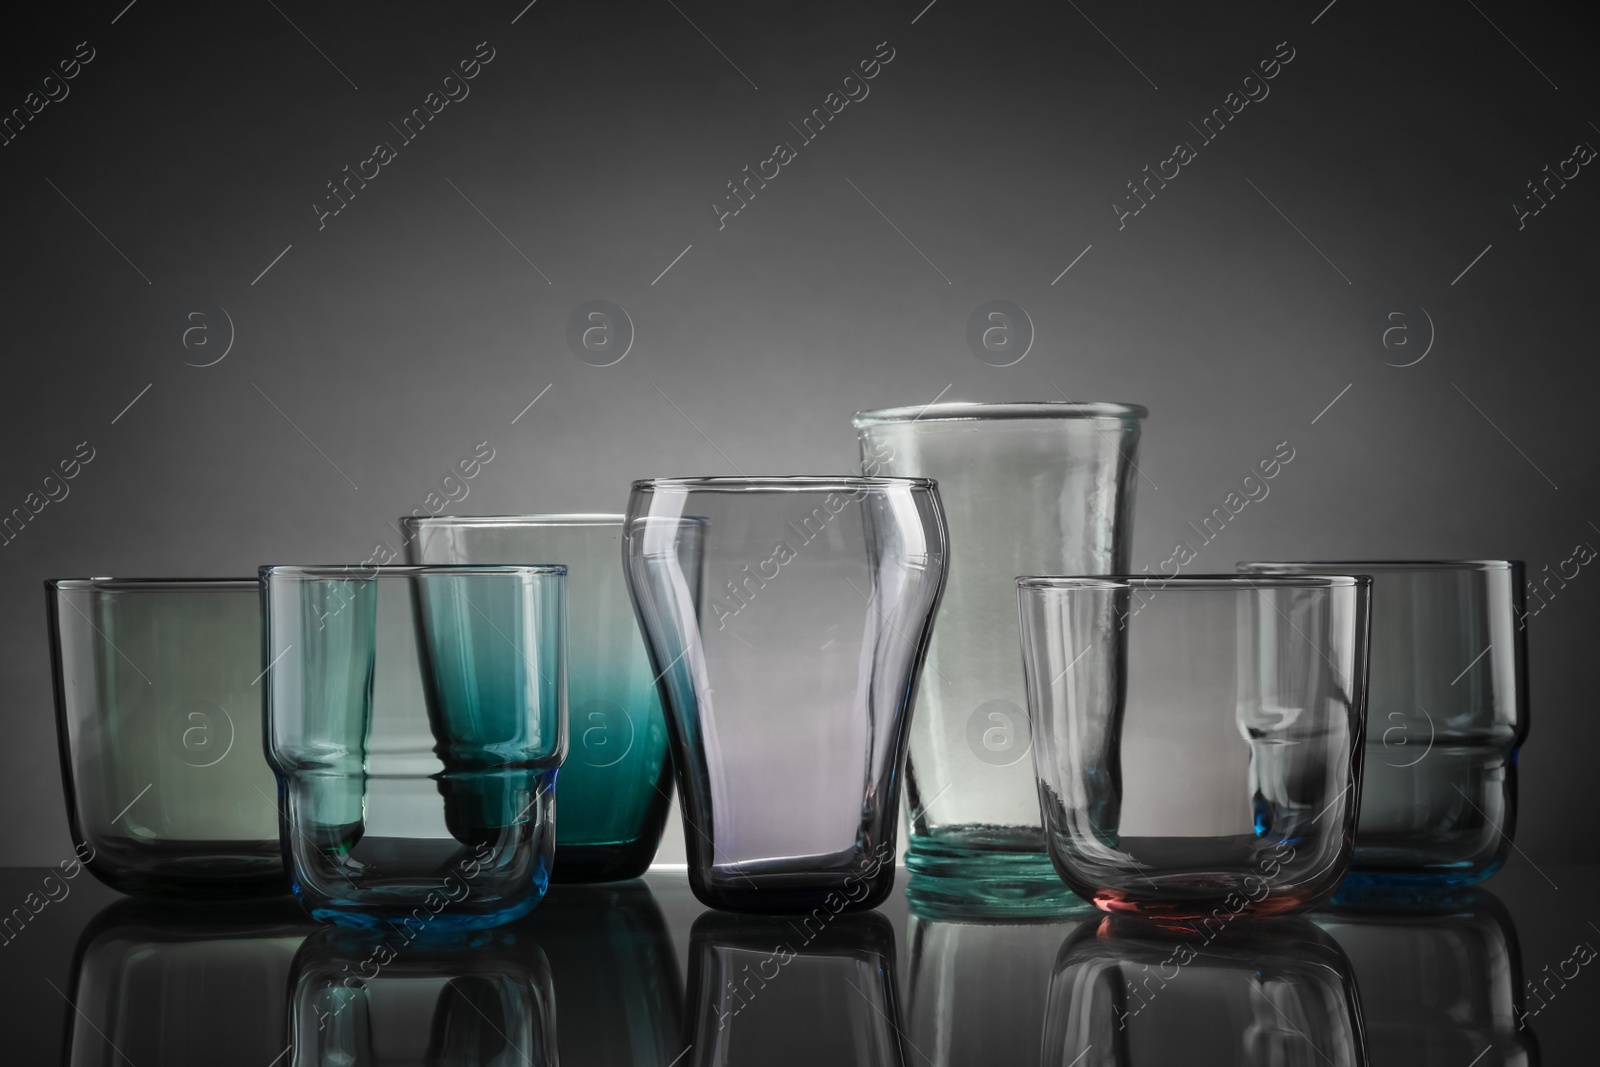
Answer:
[907,905,1091,1067]
[686,910,907,1067]
[517,882,684,1065]
[286,924,556,1066]
[1317,885,1540,1066]
[1044,915,1367,1067]
[62,898,315,1067]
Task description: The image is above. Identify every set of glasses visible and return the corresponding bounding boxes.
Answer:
[46,401,1528,929]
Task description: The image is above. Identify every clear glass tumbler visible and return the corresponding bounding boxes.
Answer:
[623,477,947,913]
[263,564,566,929]
[1044,916,1368,1067]
[47,578,286,898]
[1239,561,1528,886]
[1018,575,1370,919]
[853,402,1146,915]
[403,515,692,883]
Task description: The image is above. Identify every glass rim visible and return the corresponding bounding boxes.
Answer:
[1238,559,1523,572]
[1017,574,1369,591]
[260,564,567,579]
[46,577,256,592]
[852,401,1147,427]
[633,476,936,492]
[400,513,624,530]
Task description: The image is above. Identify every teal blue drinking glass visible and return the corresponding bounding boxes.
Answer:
[263,565,566,929]
[402,515,697,882]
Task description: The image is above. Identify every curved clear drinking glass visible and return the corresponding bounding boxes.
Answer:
[263,564,566,929]
[1239,561,1528,887]
[1018,575,1370,919]
[853,402,1146,915]
[1044,916,1368,1066]
[623,477,947,912]
[46,578,287,898]
[403,515,689,883]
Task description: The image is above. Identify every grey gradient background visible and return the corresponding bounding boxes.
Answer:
[1,0,1595,867]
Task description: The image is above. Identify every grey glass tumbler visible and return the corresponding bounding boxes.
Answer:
[47,578,285,898]
[853,401,1146,915]
[1239,561,1528,886]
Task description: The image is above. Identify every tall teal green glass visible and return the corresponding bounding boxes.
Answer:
[263,564,566,929]
[404,515,697,882]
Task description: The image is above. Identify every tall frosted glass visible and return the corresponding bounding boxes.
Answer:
[1240,561,1528,885]
[47,578,285,898]
[404,515,692,882]
[852,401,1145,914]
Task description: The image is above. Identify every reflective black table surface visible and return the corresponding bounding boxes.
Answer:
[1,860,1593,1064]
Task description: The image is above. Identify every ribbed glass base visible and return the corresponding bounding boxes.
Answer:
[904,828,1092,919]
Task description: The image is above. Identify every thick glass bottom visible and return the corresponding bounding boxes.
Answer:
[79,838,290,899]
[905,826,1089,918]
[552,835,663,884]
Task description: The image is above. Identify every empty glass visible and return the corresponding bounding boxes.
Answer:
[1044,916,1368,1066]
[404,515,693,882]
[623,477,947,912]
[286,925,556,1067]
[1018,575,1370,919]
[854,401,1146,915]
[1239,561,1528,886]
[263,564,566,929]
[46,578,286,898]
[685,911,907,1066]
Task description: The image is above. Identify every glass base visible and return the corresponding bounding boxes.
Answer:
[905,829,1090,919]
[552,836,662,884]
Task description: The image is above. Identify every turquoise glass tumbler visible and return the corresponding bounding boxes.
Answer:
[262,564,566,929]
[403,515,692,882]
